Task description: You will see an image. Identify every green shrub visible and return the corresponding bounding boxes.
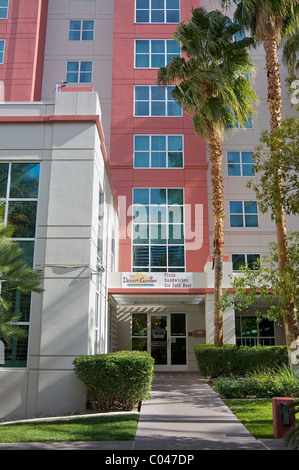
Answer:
[73,350,154,412]
[194,344,288,378]
[212,365,299,399]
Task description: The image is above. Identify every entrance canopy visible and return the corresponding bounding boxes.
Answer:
[109,293,205,307]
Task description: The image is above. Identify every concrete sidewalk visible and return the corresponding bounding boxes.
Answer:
[133,372,290,451]
[0,372,293,451]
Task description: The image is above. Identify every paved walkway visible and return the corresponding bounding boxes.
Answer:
[0,372,293,451]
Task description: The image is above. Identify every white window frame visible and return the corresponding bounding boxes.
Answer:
[134,134,184,168]
[229,200,258,228]
[69,20,94,41]
[66,60,93,83]
[135,39,180,69]
[134,85,182,117]
[0,39,5,63]
[227,151,255,177]
[135,0,180,24]
[0,0,9,19]
[132,187,186,272]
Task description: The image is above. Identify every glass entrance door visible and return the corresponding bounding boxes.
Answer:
[131,312,187,370]
[150,315,168,367]
[150,313,187,371]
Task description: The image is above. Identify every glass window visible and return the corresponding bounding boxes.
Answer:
[69,20,94,41]
[135,39,180,68]
[136,0,180,23]
[229,201,258,227]
[232,253,260,271]
[132,188,185,272]
[228,151,255,176]
[134,135,183,168]
[0,39,5,63]
[0,162,40,368]
[235,316,275,346]
[135,85,182,117]
[0,0,9,19]
[66,61,92,83]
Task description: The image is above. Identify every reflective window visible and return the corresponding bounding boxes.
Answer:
[132,188,185,272]
[228,151,255,176]
[135,39,180,68]
[0,0,9,19]
[135,85,182,116]
[66,61,92,83]
[134,135,183,168]
[229,201,258,227]
[69,20,94,41]
[0,162,40,368]
[136,0,180,23]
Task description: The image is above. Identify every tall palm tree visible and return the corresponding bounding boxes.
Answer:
[220,0,299,351]
[157,7,258,346]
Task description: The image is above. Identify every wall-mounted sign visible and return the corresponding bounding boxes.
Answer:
[122,272,193,288]
[188,330,206,337]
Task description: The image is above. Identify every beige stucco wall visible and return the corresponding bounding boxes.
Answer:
[0,92,119,418]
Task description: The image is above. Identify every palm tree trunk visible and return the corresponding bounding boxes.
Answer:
[264,38,299,352]
[209,135,224,347]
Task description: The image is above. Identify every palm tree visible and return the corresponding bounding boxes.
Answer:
[282,28,299,78]
[157,7,258,346]
[220,0,299,351]
[0,202,43,350]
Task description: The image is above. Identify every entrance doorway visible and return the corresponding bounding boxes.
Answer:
[132,313,187,371]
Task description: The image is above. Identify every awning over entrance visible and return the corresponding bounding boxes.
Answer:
[109,293,205,306]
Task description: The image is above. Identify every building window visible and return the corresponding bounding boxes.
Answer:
[69,20,94,41]
[227,151,255,176]
[232,254,260,271]
[134,135,183,168]
[135,0,180,23]
[235,316,275,346]
[0,40,5,63]
[0,162,40,368]
[66,61,92,83]
[132,188,185,272]
[135,39,180,68]
[0,0,9,19]
[229,201,258,227]
[134,86,182,117]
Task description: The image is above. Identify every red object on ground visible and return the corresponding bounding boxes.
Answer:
[272,397,296,438]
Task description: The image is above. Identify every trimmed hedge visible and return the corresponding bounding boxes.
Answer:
[73,350,154,412]
[194,344,288,378]
[212,366,299,398]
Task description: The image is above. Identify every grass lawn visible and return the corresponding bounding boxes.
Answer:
[224,399,277,439]
[0,413,139,443]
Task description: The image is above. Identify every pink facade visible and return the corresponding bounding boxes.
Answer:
[110,0,210,274]
[0,0,48,101]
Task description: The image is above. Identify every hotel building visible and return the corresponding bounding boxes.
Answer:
[0,0,297,417]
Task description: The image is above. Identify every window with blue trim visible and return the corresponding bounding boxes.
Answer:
[132,188,185,272]
[135,39,180,68]
[0,39,5,63]
[136,0,180,23]
[69,20,94,41]
[134,86,182,117]
[0,0,9,19]
[229,201,258,227]
[134,135,183,168]
[66,61,92,83]
[227,151,255,176]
